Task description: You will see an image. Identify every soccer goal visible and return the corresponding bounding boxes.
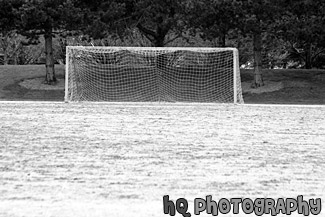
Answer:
[65,46,244,103]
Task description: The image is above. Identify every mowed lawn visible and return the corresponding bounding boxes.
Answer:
[0,65,324,217]
[0,102,324,217]
[0,64,325,104]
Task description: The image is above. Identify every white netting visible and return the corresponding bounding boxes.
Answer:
[65,46,244,103]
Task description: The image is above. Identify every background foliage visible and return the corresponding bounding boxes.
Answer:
[0,0,324,69]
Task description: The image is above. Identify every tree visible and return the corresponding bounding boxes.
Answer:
[277,0,325,69]
[121,0,191,47]
[189,0,243,47]
[238,0,283,88]
[75,0,127,41]
[0,0,22,33]
[0,32,24,64]
[0,0,23,64]
[78,0,194,68]
[18,0,83,84]
[188,0,283,87]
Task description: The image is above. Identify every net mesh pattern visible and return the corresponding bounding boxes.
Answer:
[65,47,244,103]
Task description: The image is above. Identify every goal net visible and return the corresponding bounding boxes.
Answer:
[65,46,244,103]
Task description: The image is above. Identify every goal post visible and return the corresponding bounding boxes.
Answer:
[65,46,244,104]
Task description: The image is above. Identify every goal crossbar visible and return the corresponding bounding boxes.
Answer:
[66,46,238,52]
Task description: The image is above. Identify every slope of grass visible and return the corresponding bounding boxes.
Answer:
[0,65,65,101]
[241,69,325,104]
[0,65,324,104]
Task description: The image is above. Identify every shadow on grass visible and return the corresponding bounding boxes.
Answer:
[241,69,325,105]
[2,75,65,101]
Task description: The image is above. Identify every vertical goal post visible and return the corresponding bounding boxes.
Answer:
[65,46,244,104]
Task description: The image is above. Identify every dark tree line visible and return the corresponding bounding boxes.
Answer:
[0,0,324,86]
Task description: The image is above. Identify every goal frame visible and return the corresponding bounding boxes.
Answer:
[65,46,242,104]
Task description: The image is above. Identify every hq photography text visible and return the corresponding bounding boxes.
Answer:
[163,195,322,216]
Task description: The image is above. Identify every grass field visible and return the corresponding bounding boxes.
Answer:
[0,102,324,217]
[0,65,324,217]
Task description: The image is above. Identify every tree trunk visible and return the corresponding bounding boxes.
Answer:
[44,30,56,84]
[305,43,312,69]
[3,52,8,65]
[12,53,17,65]
[136,23,166,47]
[218,32,226,47]
[154,26,167,68]
[2,43,8,65]
[153,35,165,47]
[154,24,166,47]
[251,32,264,88]
[0,35,8,65]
